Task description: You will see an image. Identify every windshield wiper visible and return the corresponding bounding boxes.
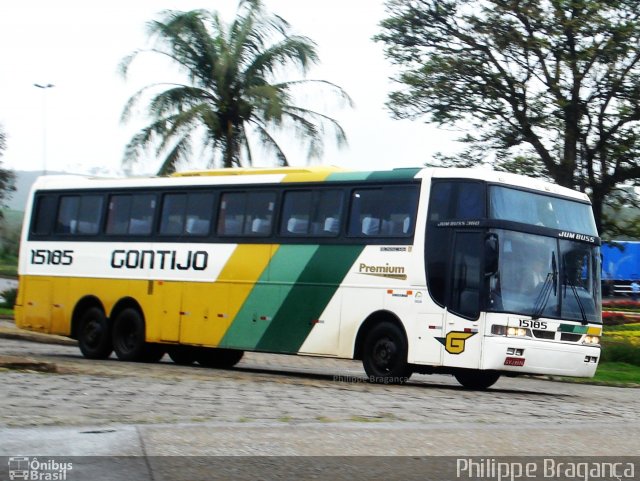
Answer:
[532,273,553,320]
[568,283,588,324]
[561,255,588,325]
[532,253,557,320]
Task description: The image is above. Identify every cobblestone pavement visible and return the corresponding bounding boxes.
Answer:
[1,331,639,456]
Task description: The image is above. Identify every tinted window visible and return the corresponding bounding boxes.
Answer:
[429,182,485,221]
[348,186,418,237]
[106,194,156,235]
[489,186,597,235]
[55,195,103,235]
[426,228,451,307]
[32,195,57,235]
[280,190,343,236]
[450,232,482,319]
[160,192,214,236]
[217,191,276,236]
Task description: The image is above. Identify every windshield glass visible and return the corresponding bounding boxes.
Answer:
[489,186,598,236]
[487,230,601,323]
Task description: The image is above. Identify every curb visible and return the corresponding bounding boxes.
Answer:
[0,327,77,346]
[0,355,58,372]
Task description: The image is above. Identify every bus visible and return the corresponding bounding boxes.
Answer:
[14,166,602,389]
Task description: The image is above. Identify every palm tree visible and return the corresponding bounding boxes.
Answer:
[120,0,351,174]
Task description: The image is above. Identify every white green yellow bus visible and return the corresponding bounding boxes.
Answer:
[15,166,602,389]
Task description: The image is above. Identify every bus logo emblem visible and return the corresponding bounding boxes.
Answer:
[436,331,476,354]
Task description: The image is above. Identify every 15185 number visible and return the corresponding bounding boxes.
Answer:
[30,249,74,266]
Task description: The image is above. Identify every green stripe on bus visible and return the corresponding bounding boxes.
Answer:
[221,245,319,349]
[325,169,421,183]
[366,168,422,181]
[325,171,373,181]
[255,245,364,353]
[558,324,588,334]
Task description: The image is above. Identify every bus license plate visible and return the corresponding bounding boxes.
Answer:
[504,357,525,366]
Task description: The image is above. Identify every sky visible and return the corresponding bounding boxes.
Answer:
[0,0,460,177]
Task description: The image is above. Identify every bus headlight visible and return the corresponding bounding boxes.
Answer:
[491,325,528,337]
[507,327,527,337]
[584,335,600,345]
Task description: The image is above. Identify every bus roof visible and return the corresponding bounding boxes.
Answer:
[28,166,591,203]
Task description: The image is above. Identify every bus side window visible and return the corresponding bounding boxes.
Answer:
[32,195,57,236]
[76,195,103,234]
[129,195,155,235]
[56,196,80,234]
[348,187,418,237]
[161,192,214,236]
[428,181,485,221]
[218,192,275,237]
[280,190,343,237]
[106,194,155,236]
[53,195,103,235]
[184,192,214,235]
[160,194,187,235]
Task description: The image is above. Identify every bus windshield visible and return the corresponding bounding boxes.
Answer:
[486,230,601,323]
[489,185,598,235]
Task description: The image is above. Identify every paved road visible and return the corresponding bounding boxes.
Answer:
[1,331,639,461]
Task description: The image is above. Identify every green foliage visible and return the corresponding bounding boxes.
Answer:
[601,322,640,369]
[0,124,16,218]
[121,0,352,174]
[0,213,21,261]
[0,208,21,276]
[601,341,640,366]
[591,362,640,385]
[376,0,640,236]
[0,287,17,308]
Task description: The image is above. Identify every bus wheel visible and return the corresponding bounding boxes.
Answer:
[362,322,412,384]
[168,346,196,365]
[195,348,244,369]
[454,370,500,390]
[78,307,112,359]
[112,308,147,362]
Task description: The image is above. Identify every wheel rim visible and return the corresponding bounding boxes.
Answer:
[117,321,140,354]
[82,319,102,348]
[371,336,397,373]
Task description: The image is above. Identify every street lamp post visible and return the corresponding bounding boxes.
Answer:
[34,83,55,175]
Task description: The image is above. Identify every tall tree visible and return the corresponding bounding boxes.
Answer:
[0,124,16,218]
[376,0,640,235]
[121,0,351,174]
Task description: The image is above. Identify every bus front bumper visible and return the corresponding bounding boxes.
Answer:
[481,336,601,378]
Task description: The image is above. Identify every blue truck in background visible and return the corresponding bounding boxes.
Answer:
[601,241,640,296]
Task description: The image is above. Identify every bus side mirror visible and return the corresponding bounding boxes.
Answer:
[485,234,499,276]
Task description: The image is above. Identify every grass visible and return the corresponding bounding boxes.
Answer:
[591,363,640,385]
[0,266,17,277]
[565,323,640,387]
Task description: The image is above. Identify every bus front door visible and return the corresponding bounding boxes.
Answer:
[441,231,483,369]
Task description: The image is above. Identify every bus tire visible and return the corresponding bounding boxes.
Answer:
[77,307,113,359]
[168,346,197,365]
[454,370,500,390]
[195,347,244,369]
[362,322,412,384]
[112,308,147,362]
